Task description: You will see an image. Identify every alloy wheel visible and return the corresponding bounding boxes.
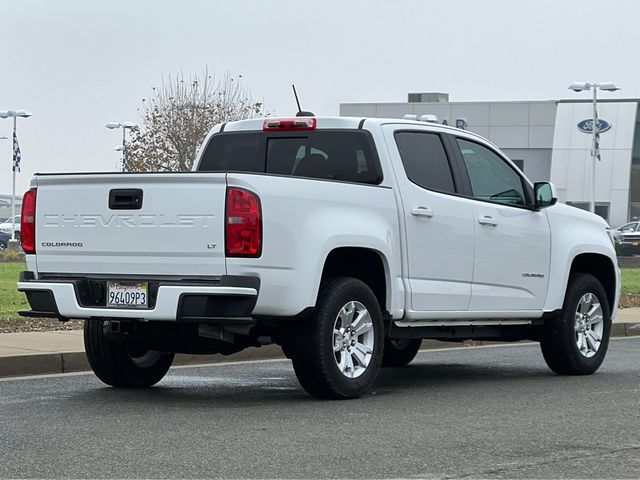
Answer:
[332,301,375,378]
[574,292,604,358]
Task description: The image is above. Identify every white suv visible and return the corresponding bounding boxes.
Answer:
[0,215,20,237]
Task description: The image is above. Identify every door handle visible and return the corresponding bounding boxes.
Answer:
[478,215,498,227]
[411,207,434,217]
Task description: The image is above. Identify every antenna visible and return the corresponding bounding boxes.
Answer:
[291,84,315,117]
[292,84,302,113]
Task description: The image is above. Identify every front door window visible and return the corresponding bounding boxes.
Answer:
[457,138,527,207]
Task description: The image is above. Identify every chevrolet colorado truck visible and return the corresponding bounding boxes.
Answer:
[17,116,620,399]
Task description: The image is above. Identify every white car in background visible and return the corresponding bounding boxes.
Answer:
[0,215,21,238]
[612,221,640,254]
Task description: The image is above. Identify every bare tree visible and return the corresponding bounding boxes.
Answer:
[127,70,263,172]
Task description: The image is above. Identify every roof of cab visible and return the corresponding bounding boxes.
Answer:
[211,115,494,149]
[222,115,478,134]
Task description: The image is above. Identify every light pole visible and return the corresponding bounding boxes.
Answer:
[0,109,32,241]
[106,121,137,171]
[568,82,620,214]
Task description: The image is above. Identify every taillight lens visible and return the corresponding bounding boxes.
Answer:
[262,117,316,131]
[225,187,262,257]
[21,188,37,254]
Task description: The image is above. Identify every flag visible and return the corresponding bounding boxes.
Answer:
[12,131,21,172]
[592,109,601,162]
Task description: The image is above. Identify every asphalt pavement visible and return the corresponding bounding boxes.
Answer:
[1,308,639,378]
[1,338,640,479]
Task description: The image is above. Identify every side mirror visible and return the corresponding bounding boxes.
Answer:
[534,182,557,210]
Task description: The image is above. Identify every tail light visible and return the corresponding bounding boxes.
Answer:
[21,188,37,254]
[263,117,316,131]
[225,187,262,257]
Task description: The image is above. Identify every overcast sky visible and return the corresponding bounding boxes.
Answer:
[1,0,639,197]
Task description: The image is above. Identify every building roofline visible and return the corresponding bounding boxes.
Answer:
[557,98,640,104]
[341,99,558,106]
[341,98,640,107]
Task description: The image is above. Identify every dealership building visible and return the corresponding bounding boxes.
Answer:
[340,93,640,228]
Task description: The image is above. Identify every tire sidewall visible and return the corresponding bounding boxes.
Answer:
[382,338,422,367]
[84,319,174,387]
[544,274,612,374]
[565,276,611,370]
[314,278,384,398]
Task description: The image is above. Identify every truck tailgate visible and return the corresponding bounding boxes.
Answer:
[33,173,227,277]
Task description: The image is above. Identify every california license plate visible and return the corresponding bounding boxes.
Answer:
[107,281,148,308]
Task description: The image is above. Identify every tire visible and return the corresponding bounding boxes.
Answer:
[84,319,174,387]
[382,338,422,367]
[540,273,611,375]
[290,277,384,399]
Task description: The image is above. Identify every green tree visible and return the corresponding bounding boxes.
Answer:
[127,70,262,172]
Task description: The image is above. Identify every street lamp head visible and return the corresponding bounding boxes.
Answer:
[568,82,591,92]
[106,121,138,129]
[599,82,621,92]
[0,109,32,118]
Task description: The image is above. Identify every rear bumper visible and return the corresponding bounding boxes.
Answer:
[17,272,259,322]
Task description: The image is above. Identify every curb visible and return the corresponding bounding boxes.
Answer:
[611,322,640,337]
[2,324,639,379]
[0,344,286,378]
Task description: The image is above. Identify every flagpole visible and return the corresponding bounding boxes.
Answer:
[11,116,16,241]
[568,82,619,217]
[0,109,31,248]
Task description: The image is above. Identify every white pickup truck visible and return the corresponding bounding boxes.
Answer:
[17,116,620,399]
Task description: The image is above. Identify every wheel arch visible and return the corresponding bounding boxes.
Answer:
[318,247,390,315]
[569,253,617,312]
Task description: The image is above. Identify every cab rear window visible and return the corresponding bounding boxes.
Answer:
[197,130,382,184]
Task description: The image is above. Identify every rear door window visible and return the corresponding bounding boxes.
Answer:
[394,131,456,193]
[198,130,382,184]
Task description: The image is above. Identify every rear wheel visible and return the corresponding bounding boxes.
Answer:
[290,277,384,399]
[540,273,611,375]
[84,319,174,387]
[382,338,422,367]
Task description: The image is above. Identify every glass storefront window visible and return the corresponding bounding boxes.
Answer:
[594,203,610,223]
[633,122,640,157]
[629,203,640,221]
[631,158,640,203]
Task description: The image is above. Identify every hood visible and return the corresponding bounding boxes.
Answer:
[548,203,610,229]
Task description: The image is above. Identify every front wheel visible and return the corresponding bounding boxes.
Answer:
[290,277,384,399]
[84,320,174,387]
[540,273,611,375]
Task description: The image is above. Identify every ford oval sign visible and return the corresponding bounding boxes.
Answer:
[577,118,611,133]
